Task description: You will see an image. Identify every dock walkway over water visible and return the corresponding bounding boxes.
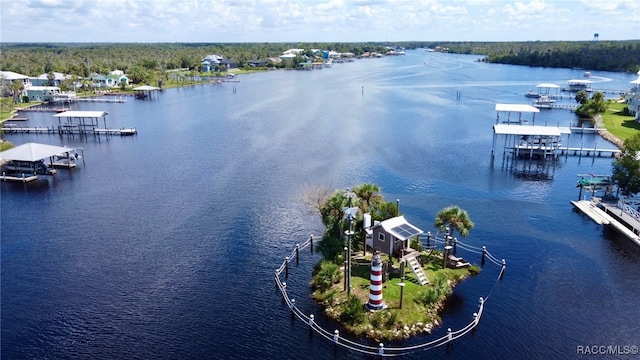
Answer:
[571,199,640,247]
[51,97,128,103]
[2,110,137,136]
[491,103,620,160]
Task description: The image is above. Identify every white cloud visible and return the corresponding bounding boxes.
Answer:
[0,0,637,42]
[581,0,639,13]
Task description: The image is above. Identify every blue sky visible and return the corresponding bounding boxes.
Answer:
[1,0,638,43]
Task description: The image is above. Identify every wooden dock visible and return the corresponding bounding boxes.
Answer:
[50,162,77,169]
[571,199,640,246]
[1,126,52,134]
[1,173,39,182]
[1,126,137,136]
[510,145,619,158]
[533,103,578,110]
[569,127,598,133]
[93,128,137,135]
[52,97,127,103]
[558,146,620,157]
[570,200,612,224]
[19,107,68,113]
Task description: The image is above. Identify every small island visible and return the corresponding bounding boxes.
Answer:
[302,183,479,341]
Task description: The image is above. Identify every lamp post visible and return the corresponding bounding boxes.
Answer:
[344,247,348,291]
[399,260,406,309]
[345,189,356,296]
[445,225,451,246]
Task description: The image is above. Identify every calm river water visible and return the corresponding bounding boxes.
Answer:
[2,51,639,359]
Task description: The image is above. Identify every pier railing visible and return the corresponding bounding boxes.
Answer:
[275,234,506,356]
[617,200,640,222]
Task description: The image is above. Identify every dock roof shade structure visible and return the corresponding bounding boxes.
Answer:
[132,85,161,91]
[53,111,108,119]
[495,104,540,113]
[495,103,540,125]
[493,124,571,136]
[567,79,593,85]
[0,142,74,162]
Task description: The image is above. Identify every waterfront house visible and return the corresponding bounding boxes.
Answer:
[219,59,238,69]
[0,71,31,97]
[370,216,423,257]
[201,54,223,72]
[32,72,73,87]
[106,74,128,88]
[279,53,297,61]
[247,60,267,67]
[200,55,238,71]
[90,73,107,88]
[283,49,305,56]
[313,50,330,60]
[266,57,283,66]
[297,61,312,70]
[26,86,63,102]
[628,76,640,122]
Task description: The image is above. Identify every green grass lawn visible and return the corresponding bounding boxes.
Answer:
[601,101,639,142]
[312,252,479,341]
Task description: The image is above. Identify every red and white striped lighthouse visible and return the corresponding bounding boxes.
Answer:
[366,252,386,310]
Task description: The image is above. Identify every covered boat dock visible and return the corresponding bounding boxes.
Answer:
[53,110,108,134]
[525,83,561,98]
[0,142,82,182]
[52,110,136,136]
[133,85,161,99]
[492,123,571,159]
[563,79,593,92]
[495,103,540,125]
[491,103,571,159]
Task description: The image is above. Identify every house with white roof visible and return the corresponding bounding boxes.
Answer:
[0,71,32,97]
[279,49,306,61]
[32,72,76,87]
[628,75,640,122]
[369,216,423,256]
[26,86,72,102]
[201,54,223,72]
[106,74,128,88]
[283,49,305,55]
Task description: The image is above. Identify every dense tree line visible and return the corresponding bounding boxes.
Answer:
[1,41,638,78]
[431,40,640,73]
[0,42,393,77]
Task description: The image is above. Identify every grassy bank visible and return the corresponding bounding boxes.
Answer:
[311,251,479,341]
[600,101,639,142]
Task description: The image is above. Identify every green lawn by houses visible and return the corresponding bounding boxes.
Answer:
[601,101,640,142]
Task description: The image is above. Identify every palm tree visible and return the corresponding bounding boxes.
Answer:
[317,191,350,262]
[434,206,474,243]
[353,183,383,214]
[9,80,24,103]
[575,90,589,104]
[353,183,384,255]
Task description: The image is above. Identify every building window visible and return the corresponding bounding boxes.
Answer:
[378,233,385,242]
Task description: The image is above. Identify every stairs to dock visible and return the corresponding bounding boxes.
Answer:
[406,256,429,285]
